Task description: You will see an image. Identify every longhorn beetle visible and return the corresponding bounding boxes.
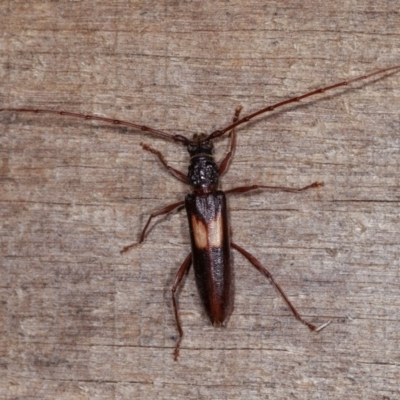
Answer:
[1,65,400,360]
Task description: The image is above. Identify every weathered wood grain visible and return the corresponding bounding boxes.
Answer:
[1,1,399,399]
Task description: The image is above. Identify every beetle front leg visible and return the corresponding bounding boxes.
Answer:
[231,242,331,332]
[171,253,192,361]
[218,105,242,176]
[141,142,188,183]
[120,200,185,253]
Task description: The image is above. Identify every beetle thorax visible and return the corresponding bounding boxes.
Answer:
[187,136,219,193]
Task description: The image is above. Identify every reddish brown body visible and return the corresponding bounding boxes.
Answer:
[2,65,398,361]
[186,191,232,325]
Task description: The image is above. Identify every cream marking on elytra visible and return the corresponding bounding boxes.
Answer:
[192,214,223,248]
[208,213,223,247]
[192,215,208,249]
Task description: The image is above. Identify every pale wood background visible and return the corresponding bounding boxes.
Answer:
[1,1,399,399]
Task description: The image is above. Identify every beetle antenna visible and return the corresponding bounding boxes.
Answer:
[0,108,191,145]
[207,65,400,140]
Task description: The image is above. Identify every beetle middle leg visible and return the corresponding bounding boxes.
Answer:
[120,200,185,253]
[231,242,330,332]
[120,140,189,253]
[225,181,324,195]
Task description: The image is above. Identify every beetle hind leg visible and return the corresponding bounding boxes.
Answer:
[231,242,331,332]
[171,253,193,361]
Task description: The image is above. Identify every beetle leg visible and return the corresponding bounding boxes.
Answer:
[141,142,188,183]
[172,253,193,361]
[218,106,242,176]
[120,200,185,253]
[225,181,324,195]
[231,242,331,332]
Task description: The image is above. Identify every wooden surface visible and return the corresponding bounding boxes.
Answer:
[1,1,399,399]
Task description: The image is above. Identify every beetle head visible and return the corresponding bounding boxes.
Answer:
[187,134,214,158]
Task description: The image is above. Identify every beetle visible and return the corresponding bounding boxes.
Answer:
[1,65,399,360]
